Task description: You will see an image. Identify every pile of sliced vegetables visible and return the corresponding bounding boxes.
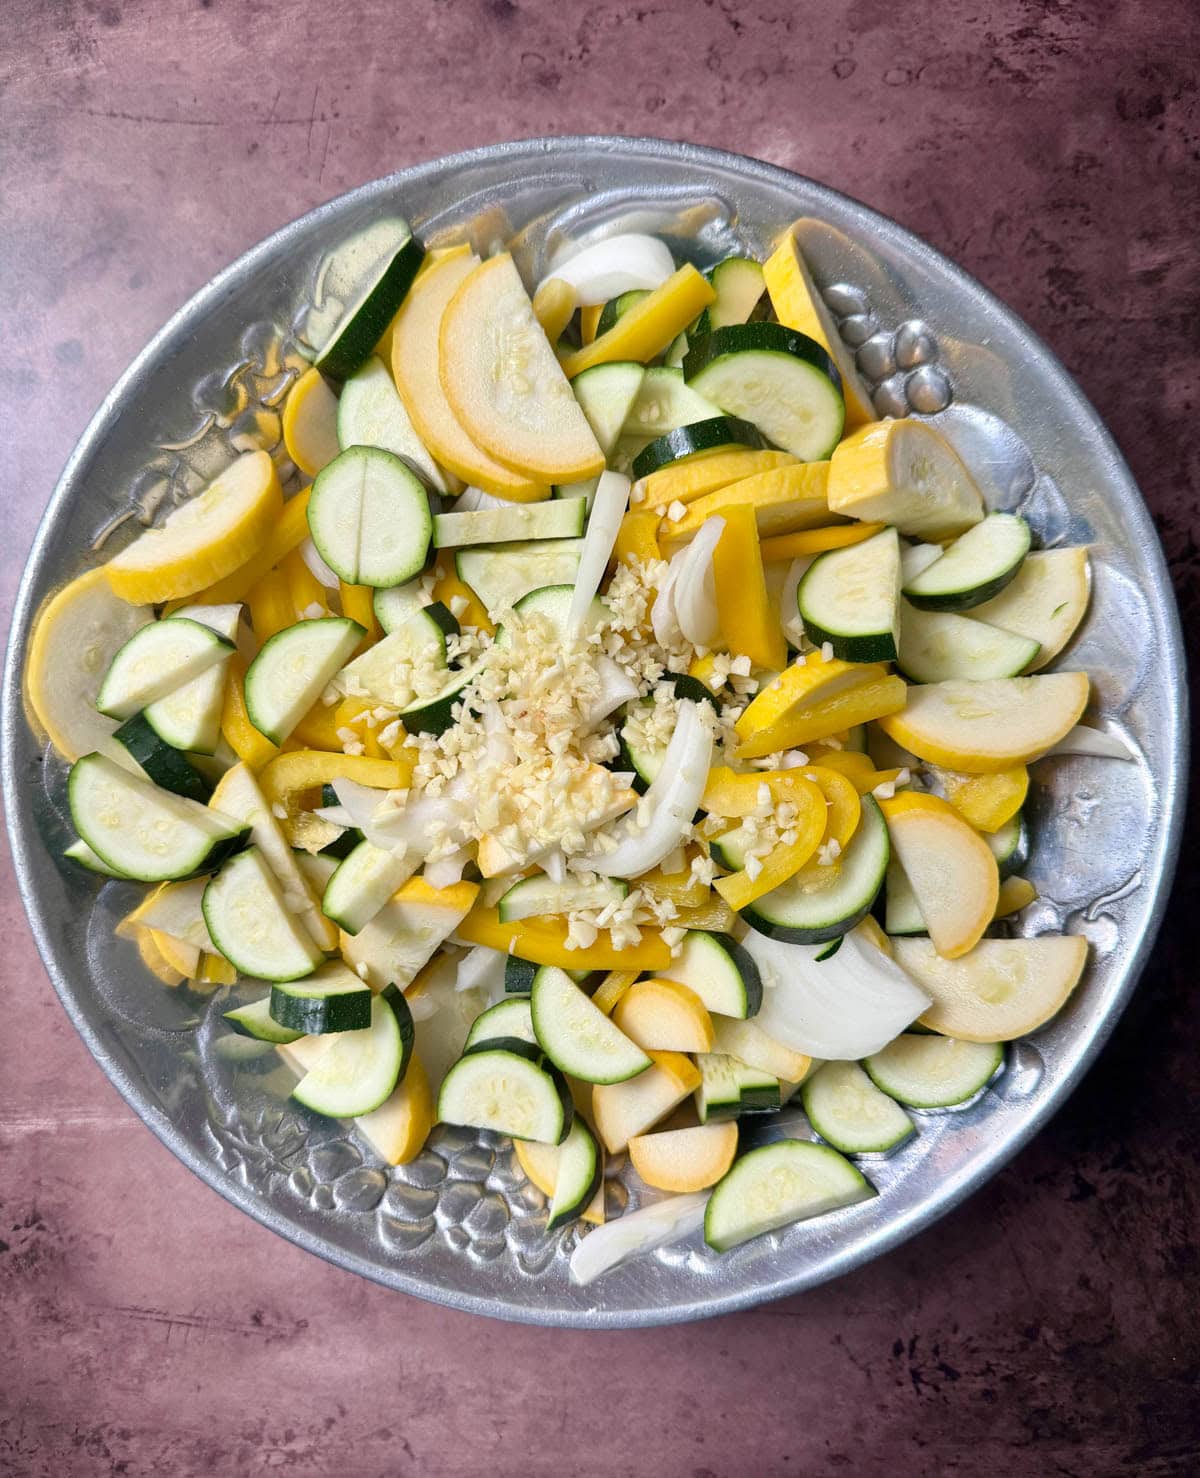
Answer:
[27,210,1129,1286]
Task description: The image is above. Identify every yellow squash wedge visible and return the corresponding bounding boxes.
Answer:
[282,548,329,620]
[194,953,237,986]
[440,254,605,483]
[759,522,886,562]
[763,228,875,428]
[930,764,1029,833]
[514,1137,605,1225]
[993,875,1036,919]
[893,935,1089,1042]
[149,928,200,978]
[826,419,984,540]
[338,581,381,652]
[971,548,1091,670]
[356,1053,435,1165]
[638,448,797,508]
[713,502,787,670]
[611,978,715,1054]
[804,765,863,849]
[455,906,672,972]
[24,567,152,762]
[579,303,604,346]
[282,366,341,478]
[591,1050,701,1154]
[879,792,999,959]
[628,1120,738,1193]
[613,509,662,568]
[391,252,547,500]
[877,673,1090,773]
[105,450,283,605]
[246,566,294,644]
[590,969,640,1017]
[530,276,578,343]
[662,463,833,544]
[734,654,906,758]
[220,651,279,771]
[178,487,312,609]
[560,264,715,378]
[135,928,185,987]
[811,749,905,795]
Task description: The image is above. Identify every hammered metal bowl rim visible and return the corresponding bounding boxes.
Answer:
[2,135,1188,1328]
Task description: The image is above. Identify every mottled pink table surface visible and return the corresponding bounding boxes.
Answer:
[2,3,1198,1475]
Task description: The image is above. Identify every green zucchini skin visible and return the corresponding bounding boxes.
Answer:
[315,232,425,381]
[630,416,765,480]
[113,713,213,803]
[682,322,841,390]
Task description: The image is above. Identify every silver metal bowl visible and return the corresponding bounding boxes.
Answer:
[2,137,1186,1328]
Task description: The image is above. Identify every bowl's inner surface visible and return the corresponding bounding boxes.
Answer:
[3,138,1184,1327]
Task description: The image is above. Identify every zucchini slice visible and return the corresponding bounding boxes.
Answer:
[985,811,1027,879]
[704,1138,873,1252]
[395,659,484,736]
[864,1033,1003,1108]
[665,931,763,1019]
[371,578,430,635]
[884,856,927,936]
[621,367,720,441]
[463,997,537,1051]
[628,1120,738,1193]
[597,288,649,336]
[224,997,303,1045]
[693,256,768,335]
[683,324,844,462]
[269,961,374,1034]
[202,847,325,982]
[432,498,585,549]
[113,713,213,803]
[333,602,457,707]
[741,795,889,944]
[891,935,1089,1042]
[709,1015,811,1084]
[497,873,627,924]
[96,617,234,721]
[801,1061,915,1154]
[142,602,242,754]
[630,415,765,481]
[321,839,417,935]
[902,512,1031,612]
[292,985,414,1119]
[695,1052,781,1122]
[336,355,448,492]
[437,1047,573,1144]
[243,617,365,745]
[340,879,478,990]
[68,752,248,883]
[64,838,126,877]
[556,360,646,503]
[307,445,433,588]
[547,1117,604,1230]
[313,220,424,382]
[796,527,901,663]
[897,604,1041,683]
[530,965,652,1085]
[455,538,585,619]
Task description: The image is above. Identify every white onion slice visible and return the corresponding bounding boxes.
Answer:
[570,1192,708,1285]
[299,536,341,589]
[332,777,468,854]
[542,233,676,307]
[673,516,724,647]
[312,804,356,828]
[1040,724,1135,761]
[454,485,511,513]
[779,556,814,649]
[582,656,640,729]
[583,701,713,877]
[455,944,508,999]
[424,848,471,887]
[745,923,931,1060]
[651,555,684,648]
[567,471,630,639]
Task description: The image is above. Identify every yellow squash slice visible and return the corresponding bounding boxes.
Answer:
[763,228,876,428]
[660,463,833,544]
[611,978,715,1054]
[514,1137,605,1225]
[638,448,797,508]
[440,254,605,483]
[135,928,185,987]
[760,522,885,563]
[877,673,1090,772]
[712,503,787,670]
[530,276,578,343]
[177,488,312,611]
[24,567,152,761]
[355,1053,435,1165]
[879,792,999,959]
[993,875,1036,919]
[827,419,984,540]
[454,906,672,973]
[220,652,278,771]
[590,969,640,1017]
[592,1050,701,1154]
[734,654,906,758]
[971,548,1091,670]
[104,450,283,605]
[559,264,715,378]
[893,935,1089,1041]
[390,252,547,501]
[628,1120,738,1193]
[282,366,341,478]
[929,764,1029,832]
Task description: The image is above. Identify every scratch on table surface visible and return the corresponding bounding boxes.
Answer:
[0,1111,138,1135]
[105,1303,310,1346]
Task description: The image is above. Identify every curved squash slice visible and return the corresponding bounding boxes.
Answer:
[440,255,604,484]
[355,1052,435,1165]
[735,653,906,759]
[105,450,282,605]
[513,1137,605,1225]
[591,1050,701,1155]
[929,764,1028,833]
[892,935,1089,1041]
[135,927,185,987]
[878,673,1090,773]
[971,548,1091,670]
[25,568,152,761]
[628,1121,737,1193]
[880,792,998,959]
[612,978,715,1054]
[390,253,547,501]
[282,366,340,478]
